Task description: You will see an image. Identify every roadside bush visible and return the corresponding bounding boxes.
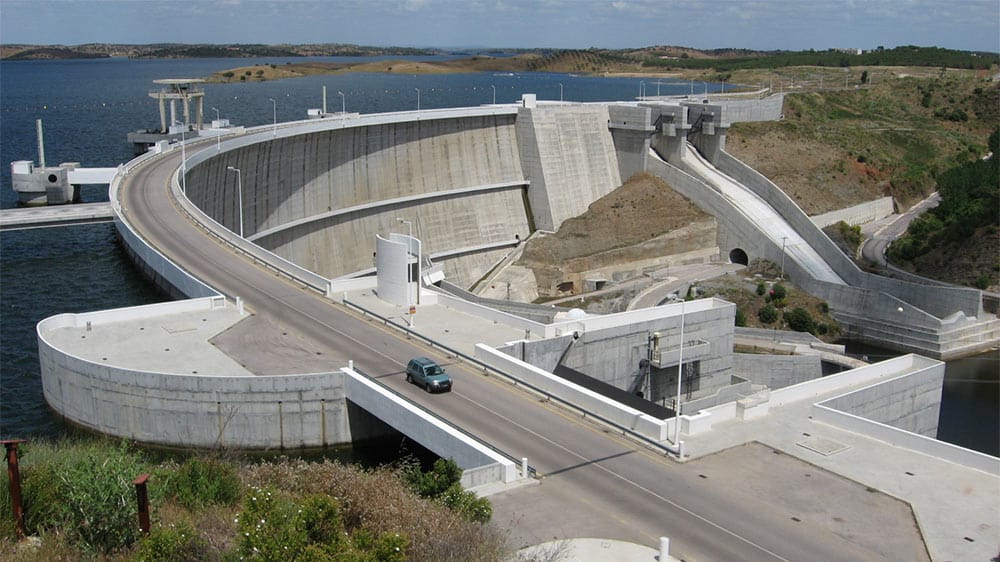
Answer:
[975,274,991,289]
[162,457,241,510]
[734,308,747,327]
[403,458,492,522]
[58,441,149,553]
[758,305,778,324]
[756,282,767,296]
[132,522,211,562]
[785,307,816,334]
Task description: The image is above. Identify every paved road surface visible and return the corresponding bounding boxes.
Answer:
[120,146,923,561]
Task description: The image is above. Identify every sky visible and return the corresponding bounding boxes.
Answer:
[1,0,998,53]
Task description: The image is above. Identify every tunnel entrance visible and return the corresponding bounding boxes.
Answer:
[729,248,749,265]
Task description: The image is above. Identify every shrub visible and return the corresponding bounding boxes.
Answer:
[132,522,210,562]
[756,282,766,296]
[975,274,991,289]
[403,458,492,522]
[56,441,149,553]
[770,283,787,301]
[758,305,778,324]
[819,302,830,313]
[734,308,747,327]
[785,307,816,333]
[162,457,241,510]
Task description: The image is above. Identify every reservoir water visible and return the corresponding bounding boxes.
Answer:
[1,57,996,458]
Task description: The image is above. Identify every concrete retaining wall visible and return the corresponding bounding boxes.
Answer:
[811,197,894,228]
[816,360,943,437]
[516,105,623,232]
[714,94,785,123]
[734,353,822,389]
[38,302,354,449]
[475,344,671,442]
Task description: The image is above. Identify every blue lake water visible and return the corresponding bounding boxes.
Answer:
[0,57,996,457]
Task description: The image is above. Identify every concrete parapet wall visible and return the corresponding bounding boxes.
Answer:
[811,197,894,228]
[38,303,352,449]
[816,360,943,437]
[342,368,517,486]
[734,353,822,389]
[769,354,941,408]
[475,344,670,442]
[812,403,1000,476]
[516,105,623,232]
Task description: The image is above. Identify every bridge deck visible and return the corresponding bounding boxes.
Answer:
[0,202,114,231]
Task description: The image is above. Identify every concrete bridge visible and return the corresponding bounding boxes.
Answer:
[32,95,1000,561]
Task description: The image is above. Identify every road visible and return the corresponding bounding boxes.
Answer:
[860,192,940,268]
[120,145,917,561]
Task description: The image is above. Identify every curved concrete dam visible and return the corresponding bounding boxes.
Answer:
[168,97,996,358]
[182,103,623,288]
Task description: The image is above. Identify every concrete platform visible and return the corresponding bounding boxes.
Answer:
[0,202,113,231]
[341,288,999,562]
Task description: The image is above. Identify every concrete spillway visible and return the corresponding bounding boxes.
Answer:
[682,145,845,285]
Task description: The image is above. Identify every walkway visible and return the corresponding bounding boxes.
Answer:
[0,201,113,231]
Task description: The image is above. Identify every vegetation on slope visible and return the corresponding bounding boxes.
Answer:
[0,439,505,561]
[887,129,1000,290]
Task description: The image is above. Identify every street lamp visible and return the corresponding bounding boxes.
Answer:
[396,217,414,327]
[337,91,345,114]
[673,300,686,447]
[491,84,496,105]
[227,166,244,238]
[639,80,645,100]
[780,236,788,280]
[415,88,420,112]
[558,83,563,102]
[211,107,221,151]
[268,98,276,137]
[179,127,187,193]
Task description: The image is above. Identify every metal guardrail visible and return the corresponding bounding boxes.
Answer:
[341,296,675,456]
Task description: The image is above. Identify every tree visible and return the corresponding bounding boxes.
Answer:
[785,307,815,333]
[758,305,778,324]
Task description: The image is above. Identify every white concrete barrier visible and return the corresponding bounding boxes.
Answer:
[474,344,669,442]
[341,368,518,486]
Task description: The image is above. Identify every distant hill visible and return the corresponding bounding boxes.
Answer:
[2,46,107,60]
[0,43,439,60]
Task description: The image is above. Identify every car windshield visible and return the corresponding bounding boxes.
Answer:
[428,366,444,376]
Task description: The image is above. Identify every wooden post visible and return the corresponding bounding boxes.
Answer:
[133,474,151,535]
[2,439,28,538]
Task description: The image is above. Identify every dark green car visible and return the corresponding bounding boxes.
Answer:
[405,357,452,393]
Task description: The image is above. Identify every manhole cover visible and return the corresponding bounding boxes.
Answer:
[796,436,849,456]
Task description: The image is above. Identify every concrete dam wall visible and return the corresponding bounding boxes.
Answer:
[186,113,531,287]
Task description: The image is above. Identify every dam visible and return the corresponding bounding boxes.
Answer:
[28,92,1000,561]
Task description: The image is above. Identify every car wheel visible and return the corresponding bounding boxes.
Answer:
[424,384,431,393]
[406,374,412,383]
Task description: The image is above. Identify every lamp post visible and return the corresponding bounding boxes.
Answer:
[268,98,276,137]
[227,166,244,238]
[780,236,788,280]
[415,88,420,112]
[491,84,496,105]
[673,300,686,446]
[558,82,563,102]
[211,107,221,151]
[338,91,345,114]
[396,217,414,327]
[639,80,645,100]
[179,127,187,193]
